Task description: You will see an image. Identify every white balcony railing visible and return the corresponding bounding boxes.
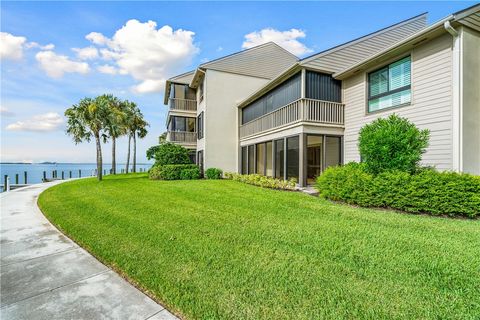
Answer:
[167,131,197,143]
[239,98,344,139]
[169,98,197,112]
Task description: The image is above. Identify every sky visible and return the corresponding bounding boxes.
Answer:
[1,1,476,163]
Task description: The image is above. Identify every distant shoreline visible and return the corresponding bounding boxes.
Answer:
[1,162,153,165]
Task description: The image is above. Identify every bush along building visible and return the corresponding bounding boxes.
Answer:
[163,4,480,186]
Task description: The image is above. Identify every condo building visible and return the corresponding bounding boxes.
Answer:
[164,4,480,186]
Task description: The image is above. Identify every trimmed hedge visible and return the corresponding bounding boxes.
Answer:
[180,167,201,180]
[316,163,480,218]
[149,164,199,180]
[151,142,191,166]
[205,168,223,179]
[225,173,297,190]
[358,114,429,174]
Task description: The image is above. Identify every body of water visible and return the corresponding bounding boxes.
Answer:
[1,163,153,189]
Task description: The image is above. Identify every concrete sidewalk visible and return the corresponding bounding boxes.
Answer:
[1,181,178,320]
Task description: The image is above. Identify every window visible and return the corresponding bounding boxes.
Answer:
[286,136,299,180]
[197,112,204,139]
[256,143,265,175]
[199,81,204,102]
[274,139,284,179]
[248,145,255,174]
[325,137,341,168]
[187,118,195,132]
[197,150,204,175]
[266,141,273,177]
[174,117,186,132]
[169,116,195,132]
[368,56,411,112]
[241,147,248,174]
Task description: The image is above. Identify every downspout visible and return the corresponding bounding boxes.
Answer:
[444,20,463,172]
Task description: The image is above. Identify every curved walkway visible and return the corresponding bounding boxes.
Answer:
[1,181,177,320]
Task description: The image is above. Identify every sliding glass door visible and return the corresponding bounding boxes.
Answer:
[307,135,323,185]
[306,135,342,185]
[274,139,284,179]
[286,136,299,180]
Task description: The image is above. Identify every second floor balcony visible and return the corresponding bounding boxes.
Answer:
[169,98,197,112]
[239,98,345,139]
[166,130,197,144]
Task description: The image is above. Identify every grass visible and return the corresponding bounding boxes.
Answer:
[38,174,480,319]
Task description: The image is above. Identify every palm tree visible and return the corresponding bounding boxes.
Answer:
[124,102,149,173]
[65,97,108,181]
[100,95,125,174]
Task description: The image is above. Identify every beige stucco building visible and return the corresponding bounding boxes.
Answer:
[164,4,480,186]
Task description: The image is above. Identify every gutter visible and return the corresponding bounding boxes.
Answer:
[444,20,458,37]
[444,20,463,172]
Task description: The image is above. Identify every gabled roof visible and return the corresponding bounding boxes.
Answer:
[169,70,195,84]
[334,3,480,79]
[164,70,195,104]
[237,12,429,109]
[299,12,427,73]
[189,42,299,87]
[454,3,480,32]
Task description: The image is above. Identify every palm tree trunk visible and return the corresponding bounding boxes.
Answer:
[112,136,116,174]
[133,132,137,173]
[126,134,131,174]
[95,133,103,181]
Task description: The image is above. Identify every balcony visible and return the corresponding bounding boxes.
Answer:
[169,98,197,112]
[167,131,197,144]
[239,98,345,139]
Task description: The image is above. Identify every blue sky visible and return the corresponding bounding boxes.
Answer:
[1,1,476,163]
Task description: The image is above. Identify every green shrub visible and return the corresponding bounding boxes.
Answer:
[316,163,480,218]
[149,142,191,166]
[359,114,430,174]
[149,164,198,180]
[205,168,223,179]
[180,167,201,180]
[224,172,297,190]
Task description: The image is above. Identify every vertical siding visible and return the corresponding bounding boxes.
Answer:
[305,71,342,102]
[343,33,453,171]
[242,72,301,123]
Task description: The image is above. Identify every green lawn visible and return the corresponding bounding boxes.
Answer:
[38,174,480,319]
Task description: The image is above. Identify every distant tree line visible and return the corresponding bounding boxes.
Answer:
[65,94,148,181]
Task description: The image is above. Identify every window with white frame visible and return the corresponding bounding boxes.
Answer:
[368,56,411,112]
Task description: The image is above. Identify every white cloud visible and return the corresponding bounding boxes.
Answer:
[1,106,15,117]
[85,32,110,46]
[242,28,313,56]
[86,19,199,93]
[99,48,119,60]
[132,79,164,94]
[35,51,90,78]
[97,64,118,75]
[26,42,55,50]
[5,112,64,132]
[72,46,98,60]
[0,32,27,60]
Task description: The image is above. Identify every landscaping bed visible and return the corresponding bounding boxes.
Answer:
[38,174,480,319]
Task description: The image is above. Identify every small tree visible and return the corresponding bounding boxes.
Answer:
[358,114,429,174]
[65,97,109,181]
[152,142,191,166]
